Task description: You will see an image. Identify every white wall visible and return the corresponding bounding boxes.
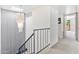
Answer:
[32,6,50,29]
[25,6,51,39]
[0,8,1,54]
[50,6,59,47]
[50,6,65,47]
[76,6,79,41]
[65,5,76,14]
[57,6,65,39]
[25,6,51,53]
[25,16,33,39]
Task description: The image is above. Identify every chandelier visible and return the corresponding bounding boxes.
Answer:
[16,5,24,32]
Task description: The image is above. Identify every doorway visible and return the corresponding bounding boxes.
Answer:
[64,13,77,40]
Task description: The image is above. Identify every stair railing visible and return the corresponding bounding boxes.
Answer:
[17,28,50,54]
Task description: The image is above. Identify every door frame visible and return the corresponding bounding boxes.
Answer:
[63,12,78,40]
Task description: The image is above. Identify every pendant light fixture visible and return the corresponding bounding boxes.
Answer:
[16,5,24,32]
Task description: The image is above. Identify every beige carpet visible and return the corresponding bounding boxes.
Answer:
[40,39,79,54]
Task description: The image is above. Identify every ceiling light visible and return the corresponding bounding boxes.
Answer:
[11,6,24,12]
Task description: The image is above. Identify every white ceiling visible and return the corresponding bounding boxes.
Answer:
[0,5,41,13]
